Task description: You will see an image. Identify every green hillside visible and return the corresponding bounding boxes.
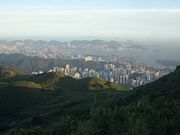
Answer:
[0,66,179,135]
[0,66,26,79]
[79,77,127,91]
[0,66,128,130]
[13,81,42,89]
[0,66,125,91]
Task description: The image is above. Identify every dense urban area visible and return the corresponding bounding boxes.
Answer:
[0,39,144,58]
[0,40,172,87]
[31,54,170,87]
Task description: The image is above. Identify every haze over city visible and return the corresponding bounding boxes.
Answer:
[0,1,180,135]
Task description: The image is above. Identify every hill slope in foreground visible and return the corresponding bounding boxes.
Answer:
[0,66,180,135]
[0,67,127,126]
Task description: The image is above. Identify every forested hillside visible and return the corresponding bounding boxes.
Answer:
[0,66,179,135]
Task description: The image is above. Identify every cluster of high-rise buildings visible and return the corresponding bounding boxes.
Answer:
[32,62,170,87]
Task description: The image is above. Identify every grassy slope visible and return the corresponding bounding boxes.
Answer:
[0,67,129,128]
[79,77,128,91]
[0,66,26,79]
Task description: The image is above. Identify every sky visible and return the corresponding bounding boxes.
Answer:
[0,0,180,40]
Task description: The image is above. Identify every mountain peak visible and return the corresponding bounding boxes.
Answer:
[80,76,127,91]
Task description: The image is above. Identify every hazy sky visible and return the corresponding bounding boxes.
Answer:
[0,0,180,39]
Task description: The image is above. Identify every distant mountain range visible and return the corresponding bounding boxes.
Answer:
[0,65,179,135]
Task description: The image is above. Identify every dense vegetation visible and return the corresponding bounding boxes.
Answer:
[0,66,179,135]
